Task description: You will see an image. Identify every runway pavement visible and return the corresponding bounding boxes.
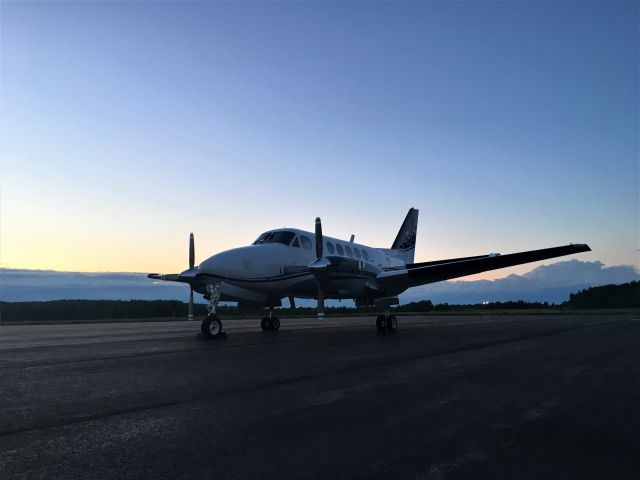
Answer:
[1,314,639,479]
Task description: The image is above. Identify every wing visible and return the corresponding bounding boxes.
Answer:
[148,270,204,292]
[148,273,184,282]
[377,244,591,292]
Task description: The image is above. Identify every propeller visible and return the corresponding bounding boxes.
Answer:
[188,233,194,321]
[308,217,362,319]
[314,217,325,319]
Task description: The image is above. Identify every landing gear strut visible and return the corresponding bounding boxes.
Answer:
[201,282,225,339]
[376,308,397,333]
[261,308,280,332]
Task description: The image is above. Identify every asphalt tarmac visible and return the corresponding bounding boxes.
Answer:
[1,314,639,479]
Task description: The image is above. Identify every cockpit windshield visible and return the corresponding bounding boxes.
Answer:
[252,230,296,246]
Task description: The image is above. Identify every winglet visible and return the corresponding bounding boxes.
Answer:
[570,243,591,252]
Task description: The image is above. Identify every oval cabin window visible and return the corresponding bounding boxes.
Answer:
[300,236,312,250]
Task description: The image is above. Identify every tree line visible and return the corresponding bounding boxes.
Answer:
[565,281,639,309]
[1,281,637,322]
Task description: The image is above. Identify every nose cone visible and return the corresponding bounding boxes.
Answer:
[198,245,283,280]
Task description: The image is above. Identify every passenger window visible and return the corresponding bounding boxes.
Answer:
[326,241,335,254]
[362,249,370,261]
[292,237,300,248]
[345,245,353,257]
[300,236,312,250]
[336,243,344,255]
[353,248,361,259]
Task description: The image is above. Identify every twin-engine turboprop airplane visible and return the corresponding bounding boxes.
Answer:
[149,208,591,338]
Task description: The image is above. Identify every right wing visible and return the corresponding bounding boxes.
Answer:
[377,244,591,292]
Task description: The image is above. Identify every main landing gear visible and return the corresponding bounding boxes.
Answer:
[201,282,226,339]
[376,310,398,333]
[261,309,281,332]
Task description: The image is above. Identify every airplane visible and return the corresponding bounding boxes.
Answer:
[149,208,591,338]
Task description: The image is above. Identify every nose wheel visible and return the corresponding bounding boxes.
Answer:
[201,314,225,339]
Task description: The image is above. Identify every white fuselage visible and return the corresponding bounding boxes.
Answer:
[196,228,406,304]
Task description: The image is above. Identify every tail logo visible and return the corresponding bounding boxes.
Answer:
[391,208,419,251]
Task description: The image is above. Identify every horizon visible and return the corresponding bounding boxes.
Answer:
[1,257,639,277]
[2,259,638,306]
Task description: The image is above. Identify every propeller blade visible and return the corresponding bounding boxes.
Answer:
[314,217,325,319]
[317,289,325,319]
[188,287,194,321]
[189,233,195,269]
[315,217,323,259]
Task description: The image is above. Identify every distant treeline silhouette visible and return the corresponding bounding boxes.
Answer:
[1,282,637,322]
[565,281,639,309]
[0,300,209,322]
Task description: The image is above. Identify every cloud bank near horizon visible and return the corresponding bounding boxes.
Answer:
[1,260,637,305]
[402,260,639,304]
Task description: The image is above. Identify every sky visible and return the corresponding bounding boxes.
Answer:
[1,1,638,280]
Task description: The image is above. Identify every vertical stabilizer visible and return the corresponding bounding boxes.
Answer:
[390,208,419,263]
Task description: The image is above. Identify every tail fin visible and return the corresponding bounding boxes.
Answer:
[390,208,419,263]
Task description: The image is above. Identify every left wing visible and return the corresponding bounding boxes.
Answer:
[148,270,206,294]
[148,273,184,282]
[376,244,591,292]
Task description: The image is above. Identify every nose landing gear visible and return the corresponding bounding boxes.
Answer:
[201,282,226,339]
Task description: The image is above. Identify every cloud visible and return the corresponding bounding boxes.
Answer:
[0,260,638,304]
[0,269,189,302]
[401,260,640,304]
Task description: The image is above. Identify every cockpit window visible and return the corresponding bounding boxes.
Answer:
[253,231,296,246]
[253,233,269,245]
[292,237,300,248]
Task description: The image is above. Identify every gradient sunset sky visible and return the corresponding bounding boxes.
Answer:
[1,1,638,279]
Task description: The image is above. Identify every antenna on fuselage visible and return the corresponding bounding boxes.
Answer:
[350,235,355,243]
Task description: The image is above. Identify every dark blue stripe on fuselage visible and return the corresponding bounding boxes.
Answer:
[198,270,375,285]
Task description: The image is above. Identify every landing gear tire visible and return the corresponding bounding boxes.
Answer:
[376,315,386,332]
[387,315,398,333]
[261,317,270,331]
[261,316,280,331]
[270,317,280,331]
[202,314,223,339]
